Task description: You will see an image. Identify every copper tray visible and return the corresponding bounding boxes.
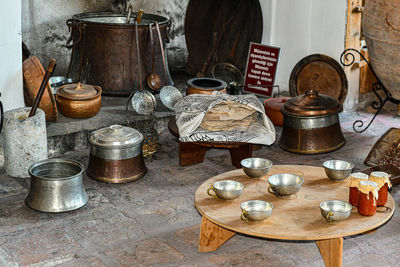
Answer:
[289,54,348,105]
[364,128,400,166]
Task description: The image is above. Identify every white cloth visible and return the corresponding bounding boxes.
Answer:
[174,92,276,145]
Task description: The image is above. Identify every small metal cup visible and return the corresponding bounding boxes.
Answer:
[320,200,352,223]
[323,160,354,181]
[241,158,273,179]
[241,200,273,221]
[207,180,243,200]
[268,173,304,197]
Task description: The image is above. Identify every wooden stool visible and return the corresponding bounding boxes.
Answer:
[168,117,260,168]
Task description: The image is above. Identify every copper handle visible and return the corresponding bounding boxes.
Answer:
[66,21,85,49]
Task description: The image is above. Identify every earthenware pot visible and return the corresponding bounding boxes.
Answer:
[186,77,227,95]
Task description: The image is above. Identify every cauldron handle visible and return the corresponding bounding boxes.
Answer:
[66,21,86,49]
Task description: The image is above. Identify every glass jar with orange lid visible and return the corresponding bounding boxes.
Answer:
[357,180,379,216]
[348,172,369,206]
[369,171,391,206]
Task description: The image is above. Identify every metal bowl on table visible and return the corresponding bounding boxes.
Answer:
[25,158,88,213]
[320,200,352,223]
[268,173,304,197]
[323,160,354,181]
[241,158,273,179]
[241,200,273,221]
[207,180,243,200]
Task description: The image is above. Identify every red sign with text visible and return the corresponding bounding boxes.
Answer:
[243,43,280,96]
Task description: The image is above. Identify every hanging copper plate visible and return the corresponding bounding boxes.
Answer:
[289,54,348,105]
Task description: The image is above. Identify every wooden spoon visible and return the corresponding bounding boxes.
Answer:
[147,23,161,90]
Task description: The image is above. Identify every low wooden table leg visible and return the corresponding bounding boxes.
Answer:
[179,141,208,166]
[316,237,343,267]
[229,143,253,168]
[198,217,236,252]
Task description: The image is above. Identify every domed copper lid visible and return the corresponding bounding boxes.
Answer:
[281,90,341,117]
[58,82,100,100]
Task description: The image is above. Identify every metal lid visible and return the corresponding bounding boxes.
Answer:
[58,82,99,100]
[89,125,143,148]
[282,90,341,117]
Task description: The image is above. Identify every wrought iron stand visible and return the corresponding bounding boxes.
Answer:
[340,48,400,133]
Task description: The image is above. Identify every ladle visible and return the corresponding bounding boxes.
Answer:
[155,22,183,110]
[146,23,161,90]
[131,22,156,115]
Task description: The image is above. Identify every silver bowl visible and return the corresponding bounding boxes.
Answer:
[241,158,273,179]
[49,76,73,94]
[241,200,273,221]
[25,158,88,213]
[323,160,354,181]
[160,85,183,110]
[207,180,244,200]
[268,173,304,197]
[320,200,352,223]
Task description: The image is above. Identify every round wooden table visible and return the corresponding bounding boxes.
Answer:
[194,165,395,267]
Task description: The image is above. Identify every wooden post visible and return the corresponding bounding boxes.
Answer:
[316,237,343,267]
[198,216,236,252]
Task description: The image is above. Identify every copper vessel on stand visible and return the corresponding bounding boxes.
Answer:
[87,125,147,183]
[279,90,345,154]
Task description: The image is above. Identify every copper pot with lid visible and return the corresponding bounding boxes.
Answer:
[87,124,147,183]
[56,82,102,119]
[279,90,345,154]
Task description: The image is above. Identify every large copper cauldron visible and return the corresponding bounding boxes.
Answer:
[66,12,171,95]
[279,90,345,154]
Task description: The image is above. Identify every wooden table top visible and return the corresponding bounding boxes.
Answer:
[194,165,395,241]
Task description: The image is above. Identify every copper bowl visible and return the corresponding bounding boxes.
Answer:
[56,84,102,119]
[186,77,227,95]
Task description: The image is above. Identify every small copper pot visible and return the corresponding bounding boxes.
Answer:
[87,125,147,183]
[56,83,102,119]
[186,77,227,95]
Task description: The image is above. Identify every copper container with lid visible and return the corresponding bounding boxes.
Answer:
[87,124,147,183]
[56,82,102,119]
[279,90,345,154]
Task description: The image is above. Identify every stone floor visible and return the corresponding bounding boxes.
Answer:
[1,76,400,266]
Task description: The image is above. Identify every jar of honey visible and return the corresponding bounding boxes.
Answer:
[348,172,369,206]
[357,180,379,216]
[369,171,391,206]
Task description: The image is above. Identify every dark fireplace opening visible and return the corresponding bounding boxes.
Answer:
[185,0,263,75]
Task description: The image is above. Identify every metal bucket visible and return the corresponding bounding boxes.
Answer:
[66,11,172,95]
[363,0,400,100]
[25,158,88,213]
